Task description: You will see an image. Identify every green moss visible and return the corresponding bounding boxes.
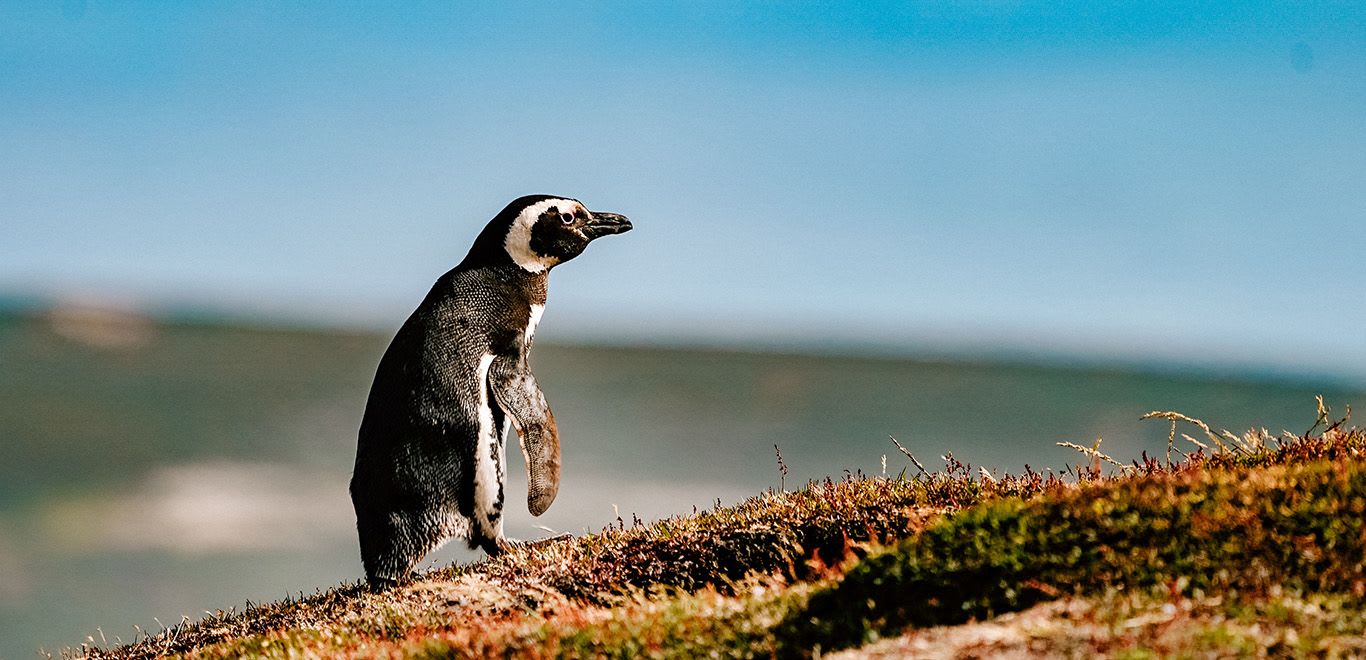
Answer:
[782,456,1366,655]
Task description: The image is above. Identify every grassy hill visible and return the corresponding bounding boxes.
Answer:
[78,408,1366,658]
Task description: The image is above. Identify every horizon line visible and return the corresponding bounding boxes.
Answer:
[3,290,1362,393]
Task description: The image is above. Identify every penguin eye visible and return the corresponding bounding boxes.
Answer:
[560,213,574,224]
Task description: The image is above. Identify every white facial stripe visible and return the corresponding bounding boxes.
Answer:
[503,198,585,273]
[472,353,503,540]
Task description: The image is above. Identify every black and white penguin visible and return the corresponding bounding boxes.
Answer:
[349,195,632,586]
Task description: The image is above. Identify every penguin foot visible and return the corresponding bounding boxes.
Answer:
[480,536,520,557]
[525,533,572,548]
[481,533,572,557]
[364,571,412,592]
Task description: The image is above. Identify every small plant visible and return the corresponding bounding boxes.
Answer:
[774,443,789,492]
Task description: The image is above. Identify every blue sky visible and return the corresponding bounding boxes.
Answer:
[3,2,1364,380]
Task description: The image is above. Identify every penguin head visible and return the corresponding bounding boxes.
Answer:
[499,195,632,273]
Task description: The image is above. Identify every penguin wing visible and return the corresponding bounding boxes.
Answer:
[488,355,560,516]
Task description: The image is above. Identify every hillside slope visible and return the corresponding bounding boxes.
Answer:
[80,411,1366,658]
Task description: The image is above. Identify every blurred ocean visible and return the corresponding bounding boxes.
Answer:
[1,307,1360,658]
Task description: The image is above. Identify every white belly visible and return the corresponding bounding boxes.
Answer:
[472,353,503,539]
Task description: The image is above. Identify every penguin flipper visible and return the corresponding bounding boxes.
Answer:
[488,355,560,516]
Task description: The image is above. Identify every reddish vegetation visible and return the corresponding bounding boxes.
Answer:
[82,409,1365,659]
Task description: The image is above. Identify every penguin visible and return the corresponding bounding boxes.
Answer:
[349,194,632,586]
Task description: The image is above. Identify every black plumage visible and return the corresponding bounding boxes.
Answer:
[349,195,631,585]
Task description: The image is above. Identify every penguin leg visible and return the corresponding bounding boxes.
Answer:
[354,428,476,584]
[488,355,561,517]
[360,505,473,584]
[351,480,422,586]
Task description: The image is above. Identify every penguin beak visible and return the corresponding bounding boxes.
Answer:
[583,211,632,239]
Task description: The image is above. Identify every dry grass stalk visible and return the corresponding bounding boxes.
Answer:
[1055,439,1128,472]
[774,444,789,492]
[1141,410,1232,454]
[888,435,929,476]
